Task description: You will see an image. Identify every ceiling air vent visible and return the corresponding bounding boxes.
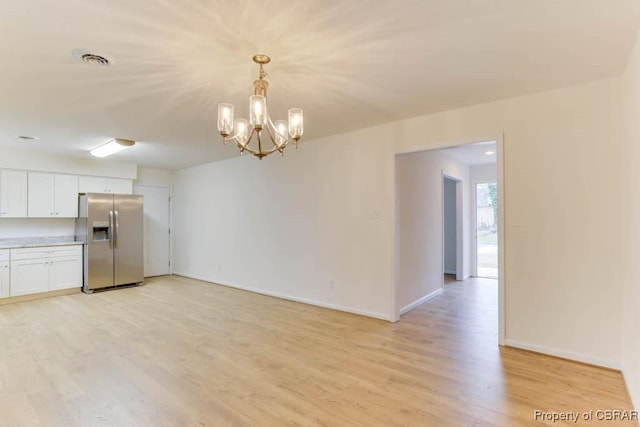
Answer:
[71,49,113,67]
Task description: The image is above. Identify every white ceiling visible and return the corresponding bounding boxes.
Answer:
[0,0,638,170]
[443,141,497,166]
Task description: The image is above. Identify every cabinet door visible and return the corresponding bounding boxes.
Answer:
[107,178,133,194]
[10,259,49,296]
[78,176,108,193]
[28,173,56,217]
[0,262,9,298]
[49,255,82,290]
[54,174,79,217]
[0,170,28,217]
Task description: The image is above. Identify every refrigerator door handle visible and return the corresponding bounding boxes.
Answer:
[114,210,119,249]
[109,210,114,250]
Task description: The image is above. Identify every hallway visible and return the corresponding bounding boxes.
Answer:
[401,276,635,425]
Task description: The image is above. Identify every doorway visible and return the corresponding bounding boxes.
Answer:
[132,185,171,277]
[393,137,504,344]
[475,182,498,278]
[443,175,462,281]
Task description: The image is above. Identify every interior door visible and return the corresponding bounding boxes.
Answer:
[113,194,144,285]
[133,185,170,277]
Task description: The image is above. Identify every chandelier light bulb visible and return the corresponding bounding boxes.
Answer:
[249,95,266,129]
[275,120,288,144]
[217,104,234,136]
[288,108,303,140]
[235,118,249,144]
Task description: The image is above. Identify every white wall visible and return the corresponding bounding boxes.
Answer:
[393,78,624,368]
[173,74,625,368]
[135,167,174,188]
[0,218,74,238]
[622,29,640,410]
[0,149,137,178]
[470,164,497,183]
[396,150,471,313]
[173,136,394,320]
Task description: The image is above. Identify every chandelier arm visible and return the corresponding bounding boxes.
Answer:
[235,140,260,156]
[248,145,283,158]
[229,128,261,156]
[265,119,279,149]
[225,126,253,145]
[265,116,288,150]
[240,146,260,156]
[265,122,286,150]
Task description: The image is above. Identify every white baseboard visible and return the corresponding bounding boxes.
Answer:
[505,339,621,370]
[399,288,444,315]
[173,272,394,322]
[622,370,640,411]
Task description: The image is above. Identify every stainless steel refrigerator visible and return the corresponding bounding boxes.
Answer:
[76,193,144,293]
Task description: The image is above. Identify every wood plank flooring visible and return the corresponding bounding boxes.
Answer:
[0,275,636,426]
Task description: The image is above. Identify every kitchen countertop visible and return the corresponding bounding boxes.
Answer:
[0,236,83,250]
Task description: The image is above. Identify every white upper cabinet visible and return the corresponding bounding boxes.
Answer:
[27,173,79,218]
[53,174,79,217]
[0,170,28,217]
[0,170,131,219]
[78,176,132,194]
[107,178,133,194]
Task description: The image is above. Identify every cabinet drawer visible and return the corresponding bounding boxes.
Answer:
[11,247,50,260]
[49,245,83,258]
[11,245,82,260]
[0,249,9,262]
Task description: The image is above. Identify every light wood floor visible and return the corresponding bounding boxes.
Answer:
[0,276,635,426]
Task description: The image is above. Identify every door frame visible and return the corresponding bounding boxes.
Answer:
[392,134,506,346]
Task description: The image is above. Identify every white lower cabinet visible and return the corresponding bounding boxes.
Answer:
[10,245,82,296]
[49,255,83,291]
[0,250,9,298]
[10,258,49,296]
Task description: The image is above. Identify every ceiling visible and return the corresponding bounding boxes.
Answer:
[443,141,496,166]
[0,0,638,170]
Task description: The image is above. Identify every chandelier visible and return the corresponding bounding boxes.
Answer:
[217,54,304,159]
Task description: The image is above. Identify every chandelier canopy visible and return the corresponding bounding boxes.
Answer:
[217,54,304,159]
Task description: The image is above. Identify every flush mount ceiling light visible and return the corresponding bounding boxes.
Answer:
[90,138,135,158]
[485,151,495,155]
[217,54,304,159]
